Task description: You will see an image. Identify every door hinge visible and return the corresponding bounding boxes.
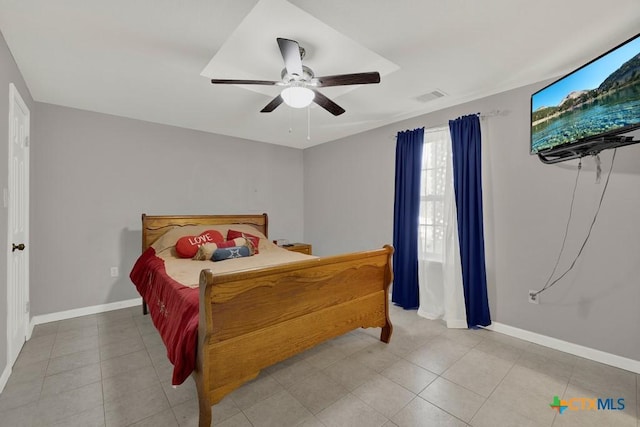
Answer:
[25,301,30,313]
[24,136,29,147]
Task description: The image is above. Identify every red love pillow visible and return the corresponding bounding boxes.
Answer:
[175,230,225,258]
[227,229,261,254]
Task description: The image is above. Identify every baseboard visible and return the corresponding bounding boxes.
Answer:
[29,297,143,335]
[487,322,640,374]
[0,364,11,394]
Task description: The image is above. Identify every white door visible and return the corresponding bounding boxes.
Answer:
[7,83,30,367]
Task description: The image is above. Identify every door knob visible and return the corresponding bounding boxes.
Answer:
[12,243,25,252]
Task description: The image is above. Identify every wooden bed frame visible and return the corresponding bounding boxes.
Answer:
[140,213,394,426]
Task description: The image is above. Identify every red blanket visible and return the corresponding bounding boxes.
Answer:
[130,248,199,385]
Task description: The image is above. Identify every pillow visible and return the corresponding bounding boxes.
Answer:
[175,230,225,258]
[224,225,270,251]
[212,245,251,262]
[192,238,247,260]
[227,229,261,254]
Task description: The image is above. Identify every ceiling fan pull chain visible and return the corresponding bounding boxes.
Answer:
[288,106,293,133]
[307,105,311,141]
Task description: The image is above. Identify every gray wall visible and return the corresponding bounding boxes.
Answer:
[304,82,640,361]
[303,130,395,255]
[0,31,35,374]
[31,104,304,316]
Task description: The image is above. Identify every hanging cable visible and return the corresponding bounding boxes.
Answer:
[538,158,582,293]
[532,148,617,298]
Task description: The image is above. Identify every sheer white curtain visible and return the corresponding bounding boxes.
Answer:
[417,127,467,328]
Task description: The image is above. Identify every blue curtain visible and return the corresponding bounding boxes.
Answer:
[392,127,424,309]
[449,115,491,327]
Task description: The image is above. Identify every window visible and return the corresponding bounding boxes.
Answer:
[419,127,449,261]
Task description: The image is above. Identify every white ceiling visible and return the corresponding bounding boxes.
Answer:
[0,0,638,148]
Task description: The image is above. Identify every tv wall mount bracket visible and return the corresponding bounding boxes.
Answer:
[537,135,636,164]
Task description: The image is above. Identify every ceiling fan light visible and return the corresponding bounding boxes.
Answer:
[281,86,315,108]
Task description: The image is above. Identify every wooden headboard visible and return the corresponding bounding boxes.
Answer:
[141,213,269,251]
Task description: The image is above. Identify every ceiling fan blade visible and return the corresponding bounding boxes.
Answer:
[315,72,381,87]
[260,95,284,113]
[312,90,345,116]
[277,38,303,77]
[211,79,280,85]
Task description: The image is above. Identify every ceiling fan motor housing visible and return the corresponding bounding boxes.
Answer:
[281,65,315,84]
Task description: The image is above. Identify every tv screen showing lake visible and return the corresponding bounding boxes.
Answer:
[530,35,640,154]
[532,86,640,153]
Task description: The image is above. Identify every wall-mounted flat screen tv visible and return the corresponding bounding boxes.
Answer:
[531,33,640,155]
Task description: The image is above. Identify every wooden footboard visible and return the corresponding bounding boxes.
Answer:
[192,245,394,427]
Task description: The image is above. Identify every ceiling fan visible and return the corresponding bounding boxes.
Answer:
[210,38,381,116]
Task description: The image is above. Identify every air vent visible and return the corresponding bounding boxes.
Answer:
[415,90,446,103]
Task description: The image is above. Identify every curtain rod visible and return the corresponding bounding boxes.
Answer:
[431,110,504,128]
[393,109,506,139]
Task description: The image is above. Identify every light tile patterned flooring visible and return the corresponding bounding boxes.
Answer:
[0,304,637,426]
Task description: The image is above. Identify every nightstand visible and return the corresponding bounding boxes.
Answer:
[283,243,312,255]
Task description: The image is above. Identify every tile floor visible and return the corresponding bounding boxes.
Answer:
[0,304,637,427]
